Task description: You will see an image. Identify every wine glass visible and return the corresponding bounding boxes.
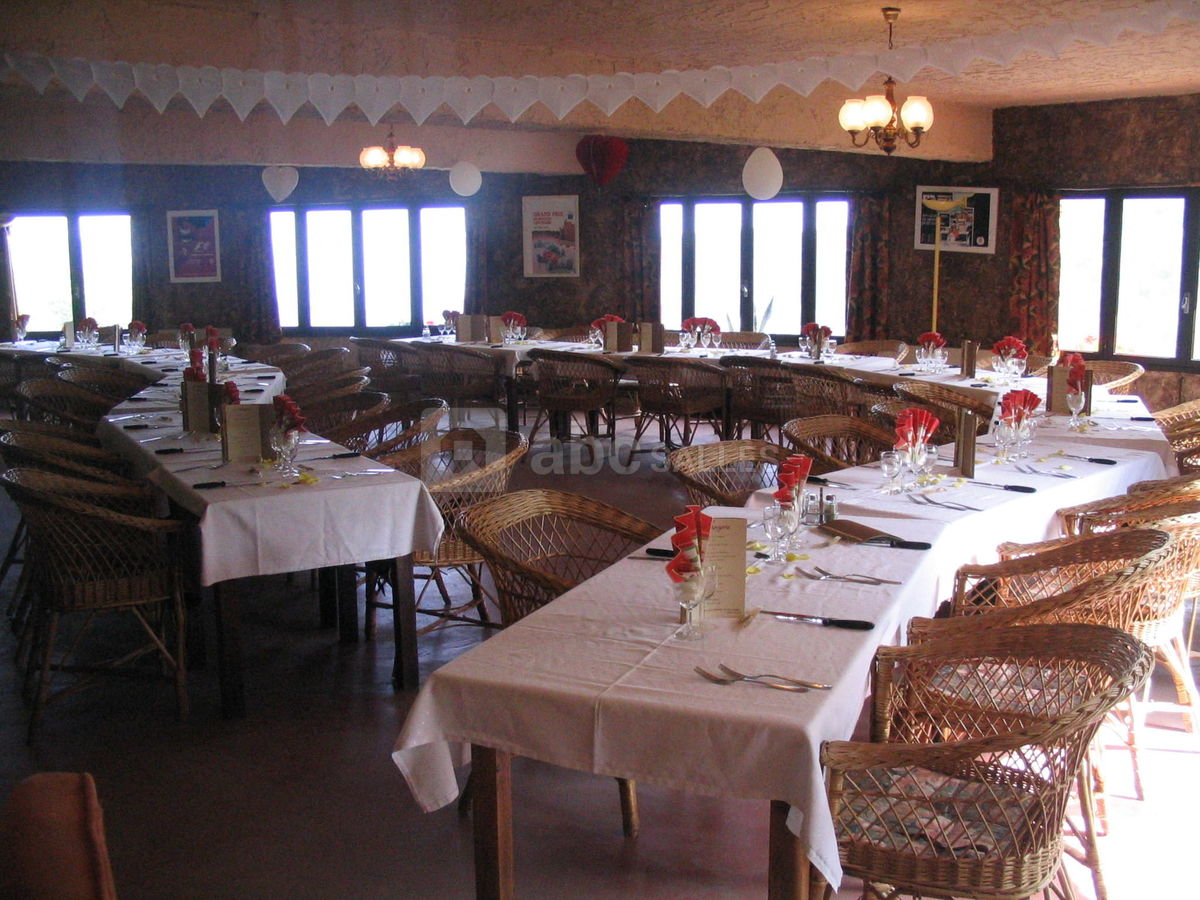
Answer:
[269,426,301,477]
[676,564,716,641]
[1066,391,1086,430]
[219,336,237,371]
[710,332,722,352]
[14,321,26,342]
[879,450,903,494]
[761,504,788,561]
[699,330,712,351]
[993,419,1016,462]
[1009,356,1026,385]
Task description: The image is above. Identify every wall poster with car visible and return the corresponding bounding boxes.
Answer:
[522,195,579,277]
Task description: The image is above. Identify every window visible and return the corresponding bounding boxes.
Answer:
[6,213,133,334]
[1058,190,1200,365]
[659,195,850,336]
[269,204,467,332]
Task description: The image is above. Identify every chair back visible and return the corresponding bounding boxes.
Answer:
[624,356,726,419]
[781,415,895,474]
[322,397,448,457]
[412,343,506,405]
[349,337,422,397]
[1084,359,1144,392]
[527,348,626,413]
[715,331,769,350]
[277,347,350,383]
[240,342,311,365]
[893,379,995,423]
[0,432,135,485]
[300,390,389,437]
[456,488,659,625]
[287,371,370,408]
[55,367,153,403]
[15,379,113,430]
[836,339,909,362]
[667,439,791,507]
[868,399,958,445]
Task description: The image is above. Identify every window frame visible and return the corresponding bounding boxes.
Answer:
[1059,187,1200,370]
[659,192,852,340]
[6,208,134,337]
[272,200,466,336]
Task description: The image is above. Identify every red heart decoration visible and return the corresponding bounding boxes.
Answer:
[576,135,630,187]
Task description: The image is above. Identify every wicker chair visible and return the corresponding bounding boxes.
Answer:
[1024,354,1053,377]
[1084,359,1144,393]
[823,623,1153,900]
[55,366,155,403]
[1150,397,1200,435]
[300,390,389,437]
[240,342,311,365]
[412,343,507,424]
[15,379,113,430]
[893,380,995,430]
[321,397,448,459]
[835,339,909,362]
[712,330,769,350]
[526,348,627,448]
[349,336,422,399]
[373,428,528,636]
[868,399,959,445]
[1,469,188,742]
[719,356,855,441]
[781,415,895,474]
[0,432,135,486]
[277,347,350,385]
[666,439,791,507]
[0,419,103,446]
[286,371,370,408]
[624,356,726,451]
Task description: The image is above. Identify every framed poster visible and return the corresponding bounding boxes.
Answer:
[914,186,999,255]
[522,195,579,277]
[167,209,222,282]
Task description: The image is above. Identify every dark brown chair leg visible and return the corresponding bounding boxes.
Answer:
[617,777,639,838]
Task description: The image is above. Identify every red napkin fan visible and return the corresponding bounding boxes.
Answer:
[774,455,812,503]
[894,407,941,449]
[1060,352,1087,392]
[665,505,712,583]
[1000,389,1040,423]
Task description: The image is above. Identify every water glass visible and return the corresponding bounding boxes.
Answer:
[711,332,722,351]
[761,504,789,561]
[993,419,1017,462]
[675,564,716,641]
[269,426,301,477]
[1066,391,1086,429]
[879,450,903,494]
[823,338,837,359]
[14,322,26,342]
[700,331,712,350]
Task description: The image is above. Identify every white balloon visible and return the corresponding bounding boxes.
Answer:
[742,147,783,200]
[448,161,482,197]
[262,166,299,203]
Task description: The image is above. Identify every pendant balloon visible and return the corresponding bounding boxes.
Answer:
[741,147,783,200]
[261,166,299,203]
[449,161,483,197]
[576,135,629,187]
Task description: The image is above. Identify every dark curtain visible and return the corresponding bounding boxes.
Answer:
[464,201,487,315]
[0,219,15,342]
[845,192,891,340]
[1007,189,1061,355]
[620,199,658,321]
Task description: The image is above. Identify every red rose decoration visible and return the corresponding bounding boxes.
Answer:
[128,320,146,334]
[222,381,240,404]
[501,311,527,327]
[917,331,945,348]
[179,322,195,333]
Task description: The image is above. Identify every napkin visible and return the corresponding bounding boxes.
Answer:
[774,454,813,503]
[665,505,712,582]
[999,389,1040,423]
[894,407,940,449]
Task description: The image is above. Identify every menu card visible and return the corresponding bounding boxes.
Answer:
[221,404,273,462]
[637,322,664,354]
[1047,367,1093,415]
[455,314,504,342]
[700,517,747,619]
[954,409,978,478]
[181,382,219,434]
[961,340,978,377]
[604,321,633,352]
[62,321,75,348]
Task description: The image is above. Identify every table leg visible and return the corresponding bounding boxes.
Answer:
[472,744,514,900]
[317,567,337,628]
[389,554,419,689]
[213,582,246,719]
[768,800,814,900]
[504,378,519,432]
[335,564,359,643]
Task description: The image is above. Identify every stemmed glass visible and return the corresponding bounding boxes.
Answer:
[993,419,1017,462]
[269,426,301,478]
[879,450,904,494]
[1066,391,1086,430]
[710,332,722,352]
[218,336,237,372]
[14,321,26,342]
[1009,356,1026,386]
[678,331,695,351]
[676,564,716,641]
[761,504,789,561]
[699,330,712,352]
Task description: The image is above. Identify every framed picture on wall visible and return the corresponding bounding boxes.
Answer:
[167,209,222,282]
[522,195,579,277]
[914,186,999,255]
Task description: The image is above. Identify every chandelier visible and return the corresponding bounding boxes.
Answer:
[359,128,426,177]
[838,7,934,155]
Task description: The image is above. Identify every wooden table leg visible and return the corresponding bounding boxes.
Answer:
[213,582,246,719]
[768,800,813,900]
[335,563,359,643]
[472,744,514,900]
[317,567,337,628]
[504,378,519,432]
[389,554,419,689]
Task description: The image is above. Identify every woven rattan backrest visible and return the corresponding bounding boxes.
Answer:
[0,432,133,484]
[868,399,958,445]
[622,356,726,417]
[277,347,349,382]
[781,415,894,474]
[456,488,659,625]
[893,380,995,420]
[349,336,421,394]
[413,343,505,403]
[1059,489,1200,536]
[240,342,311,365]
[715,331,769,350]
[300,390,389,437]
[527,349,626,413]
[287,373,370,408]
[835,339,909,362]
[1151,397,1200,434]
[0,419,104,446]
[55,367,152,403]
[15,378,113,429]
[323,398,447,457]
[1084,359,1144,391]
[667,439,791,507]
[718,356,798,425]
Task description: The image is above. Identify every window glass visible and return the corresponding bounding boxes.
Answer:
[305,209,354,328]
[419,207,466,326]
[269,211,299,328]
[1114,197,1184,358]
[694,202,742,329]
[78,214,133,328]
[752,201,802,334]
[8,216,72,333]
[659,203,683,330]
[1057,198,1105,353]
[362,209,411,328]
[814,200,849,335]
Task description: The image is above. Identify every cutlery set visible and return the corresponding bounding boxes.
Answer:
[1014,464,1075,479]
[795,567,899,586]
[694,663,832,693]
[907,493,981,512]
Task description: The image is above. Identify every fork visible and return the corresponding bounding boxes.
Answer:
[1015,463,1076,479]
[694,666,807,692]
[797,567,883,585]
[718,663,830,690]
[815,566,901,585]
[908,493,981,512]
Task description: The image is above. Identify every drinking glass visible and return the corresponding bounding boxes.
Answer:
[219,336,237,371]
[1066,390,1086,429]
[14,321,26,342]
[1009,356,1026,385]
[589,327,603,348]
[879,450,903,494]
[993,419,1016,462]
[914,345,929,373]
[779,501,802,551]
[934,347,949,372]
[676,564,716,641]
[761,504,788,561]
[269,426,301,477]
[913,442,936,486]
[700,331,712,350]
[823,338,837,359]
[798,335,812,358]
[711,332,722,351]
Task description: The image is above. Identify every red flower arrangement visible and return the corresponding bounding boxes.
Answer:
[222,381,241,404]
[272,394,307,434]
[590,313,625,330]
[128,320,146,335]
[79,317,98,331]
[501,311,527,327]
[178,322,195,333]
[917,331,946,348]
[182,365,206,382]
[681,317,721,334]
[802,322,832,339]
[1061,352,1087,393]
[992,336,1028,360]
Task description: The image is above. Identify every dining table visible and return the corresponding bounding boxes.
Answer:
[84,347,444,718]
[391,391,1171,899]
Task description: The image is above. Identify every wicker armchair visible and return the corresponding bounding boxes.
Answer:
[15,379,113,430]
[823,623,1153,900]
[526,348,626,447]
[893,380,995,429]
[712,330,769,350]
[0,418,104,446]
[666,439,791,507]
[412,343,507,422]
[55,366,156,403]
[300,390,389,437]
[240,342,311,365]
[286,370,370,408]
[624,356,726,451]
[1,469,188,741]
[719,356,855,441]
[1150,397,1200,436]
[836,339,909,362]
[373,428,528,635]
[349,336,422,399]
[868,399,959,445]
[1084,359,1144,393]
[277,347,350,385]
[322,397,447,458]
[781,415,895,474]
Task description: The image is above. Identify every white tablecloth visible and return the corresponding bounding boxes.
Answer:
[392,421,1169,889]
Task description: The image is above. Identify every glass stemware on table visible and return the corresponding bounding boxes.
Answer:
[676,563,717,641]
[1066,391,1087,430]
[269,426,301,478]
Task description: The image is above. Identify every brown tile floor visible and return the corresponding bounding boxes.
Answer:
[1,419,1196,898]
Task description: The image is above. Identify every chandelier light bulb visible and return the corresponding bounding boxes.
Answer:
[861,94,893,129]
[359,145,388,168]
[838,99,867,132]
[900,95,934,131]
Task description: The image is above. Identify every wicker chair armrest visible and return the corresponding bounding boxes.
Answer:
[821,734,1029,773]
[40,492,185,534]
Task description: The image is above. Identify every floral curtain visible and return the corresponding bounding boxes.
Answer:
[846,193,892,340]
[1007,190,1061,355]
[464,201,488,315]
[619,199,659,322]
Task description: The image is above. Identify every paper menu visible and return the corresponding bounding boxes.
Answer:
[700,517,747,619]
[221,403,272,462]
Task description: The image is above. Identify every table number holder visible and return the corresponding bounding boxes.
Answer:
[604,321,633,352]
[961,340,978,378]
[181,382,222,434]
[954,409,978,478]
[221,404,273,462]
[62,322,75,348]
[455,315,503,342]
[1046,367,1093,415]
[637,322,664,354]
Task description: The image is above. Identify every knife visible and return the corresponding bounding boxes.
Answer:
[154,447,215,454]
[761,610,874,630]
[807,475,856,490]
[862,536,933,550]
[1060,453,1117,465]
[193,480,272,489]
[969,480,1037,493]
